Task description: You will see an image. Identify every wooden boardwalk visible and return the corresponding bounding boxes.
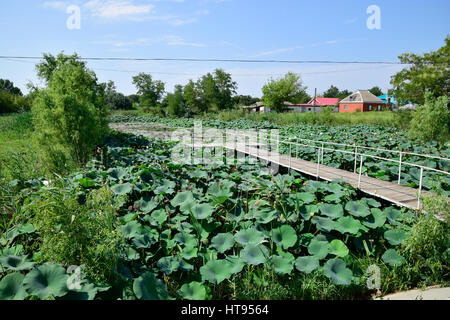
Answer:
[204,141,422,210]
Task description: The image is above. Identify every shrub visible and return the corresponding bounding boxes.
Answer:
[32,63,109,173]
[409,92,450,144]
[0,91,31,114]
[29,186,122,282]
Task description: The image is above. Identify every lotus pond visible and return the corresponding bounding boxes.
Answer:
[0,131,448,300]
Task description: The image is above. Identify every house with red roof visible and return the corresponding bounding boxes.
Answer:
[339,90,386,112]
[287,97,340,113]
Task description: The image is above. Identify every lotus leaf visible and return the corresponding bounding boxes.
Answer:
[111,183,133,195]
[307,240,329,259]
[200,259,233,284]
[177,282,207,300]
[0,255,35,271]
[295,256,319,273]
[328,239,349,257]
[191,203,214,219]
[362,208,386,229]
[240,244,269,265]
[312,216,335,233]
[0,273,27,300]
[382,249,405,267]
[23,264,69,299]
[210,233,235,253]
[133,272,173,300]
[345,201,371,217]
[384,229,408,246]
[334,216,363,235]
[323,258,353,285]
[318,203,344,219]
[271,255,294,274]
[271,225,298,249]
[235,228,265,246]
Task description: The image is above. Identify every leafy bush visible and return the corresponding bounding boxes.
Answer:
[32,63,109,173]
[29,186,122,282]
[409,92,450,144]
[0,91,31,114]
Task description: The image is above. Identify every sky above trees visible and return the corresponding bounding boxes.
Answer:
[0,0,449,97]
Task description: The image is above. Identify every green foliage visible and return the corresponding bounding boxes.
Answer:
[104,81,133,110]
[167,85,186,117]
[0,79,22,96]
[0,91,31,114]
[391,36,450,104]
[28,186,122,282]
[132,73,165,115]
[36,52,87,84]
[32,58,109,173]
[322,85,352,99]
[368,86,384,97]
[409,92,450,144]
[261,72,310,112]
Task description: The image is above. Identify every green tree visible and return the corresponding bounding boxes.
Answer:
[167,85,186,116]
[36,52,87,84]
[391,36,450,104]
[368,86,384,97]
[232,95,260,107]
[184,79,207,114]
[0,79,22,96]
[32,57,108,173]
[210,69,237,111]
[409,92,449,144]
[261,72,309,112]
[322,85,352,99]
[104,81,133,110]
[132,73,165,114]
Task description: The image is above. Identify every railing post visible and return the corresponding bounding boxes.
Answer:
[321,142,324,164]
[417,166,424,210]
[289,142,292,174]
[296,138,299,158]
[398,152,403,185]
[358,155,364,188]
[354,146,358,173]
[316,148,321,180]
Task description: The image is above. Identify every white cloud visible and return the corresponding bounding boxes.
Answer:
[43,1,67,11]
[84,0,154,19]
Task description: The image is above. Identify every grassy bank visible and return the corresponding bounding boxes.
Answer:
[112,109,412,129]
[0,112,43,181]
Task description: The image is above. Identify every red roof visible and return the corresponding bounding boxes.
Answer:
[293,97,340,106]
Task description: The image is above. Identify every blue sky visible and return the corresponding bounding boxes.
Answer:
[0,0,449,97]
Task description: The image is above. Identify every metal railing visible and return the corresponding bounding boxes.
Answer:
[187,129,449,210]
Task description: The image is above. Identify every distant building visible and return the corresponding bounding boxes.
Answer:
[378,94,397,106]
[339,90,386,112]
[242,102,272,113]
[288,97,340,113]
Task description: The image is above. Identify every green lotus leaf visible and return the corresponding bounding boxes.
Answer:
[271,225,298,249]
[384,229,408,246]
[180,246,198,260]
[328,239,349,258]
[170,191,195,212]
[134,197,158,214]
[23,264,69,299]
[157,256,181,275]
[270,255,294,275]
[107,167,127,180]
[362,197,381,208]
[224,256,245,275]
[334,216,363,235]
[318,203,344,219]
[323,258,353,285]
[191,203,214,220]
[384,207,403,224]
[294,256,320,273]
[77,177,97,188]
[312,216,335,233]
[174,233,198,248]
[132,233,156,249]
[59,283,105,301]
[323,192,346,203]
[240,244,269,265]
[177,282,207,300]
[0,273,27,300]
[122,247,140,261]
[207,182,233,204]
[179,259,194,272]
[111,183,133,195]
[294,192,316,204]
[307,240,329,259]
[120,220,142,239]
[0,255,35,271]
[345,201,371,217]
[147,209,168,226]
[133,272,173,300]
[253,208,278,224]
[362,208,387,229]
[299,204,319,221]
[200,259,233,284]
[154,179,176,195]
[382,249,405,267]
[210,233,235,253]
[235,228,265,246]
[0,244,25,256]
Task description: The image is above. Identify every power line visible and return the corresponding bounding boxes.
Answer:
[0,55,406,65]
